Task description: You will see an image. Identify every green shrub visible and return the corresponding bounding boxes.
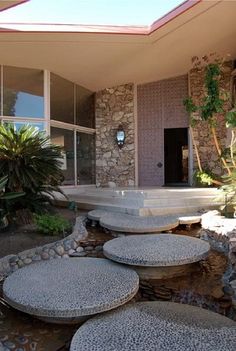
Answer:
[34,214,71,236]
[193,170,215,186]
[0,124,65,214]
[0,175,25,228]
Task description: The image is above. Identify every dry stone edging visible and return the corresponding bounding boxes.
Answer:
[0,216,88,279]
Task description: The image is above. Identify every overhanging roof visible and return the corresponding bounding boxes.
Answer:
[0,0,235,91]
[0,0,28,12]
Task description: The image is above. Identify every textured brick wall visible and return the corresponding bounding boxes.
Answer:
[95,84,135,187]
[189,62,233,176]
[137,75,188,186]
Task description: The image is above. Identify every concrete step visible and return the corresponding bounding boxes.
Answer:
[63,186,222,217]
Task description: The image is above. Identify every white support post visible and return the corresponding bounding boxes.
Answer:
[134,83,139,186]
[187,72,193,186]
[1,65,3,119]
[44,70,50,135]
[74,129,77,186]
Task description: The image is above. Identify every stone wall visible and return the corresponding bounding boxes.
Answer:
[189,62,233,176]
[95,83,135,187]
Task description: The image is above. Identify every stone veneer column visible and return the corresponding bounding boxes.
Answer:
[95,83,135,187]
[189,62,233,176]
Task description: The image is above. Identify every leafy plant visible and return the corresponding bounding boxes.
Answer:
[34,214,71,236]
[192,170,221,187]
[0,175,25,228]
[184,54,232,181]
[217,170,236,217]
[0,124,65,214]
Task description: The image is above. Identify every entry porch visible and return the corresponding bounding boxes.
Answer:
[60,186,222,217]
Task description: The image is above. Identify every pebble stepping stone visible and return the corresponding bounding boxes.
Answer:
[103,234,210,266]
[87,210,111,221]
[178,213,202,225]
[70,301,236,351]
[3,258,139,324]
[100,213,179,233]
[103,234,210,279]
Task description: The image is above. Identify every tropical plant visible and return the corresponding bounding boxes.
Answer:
[0,175,24,228]
[193,170,215,186]
[34,214,71,236]
[184,53,233,185]
[0,124,65,214]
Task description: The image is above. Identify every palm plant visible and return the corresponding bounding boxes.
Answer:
[0,124,64,214]
[0,175,24,228]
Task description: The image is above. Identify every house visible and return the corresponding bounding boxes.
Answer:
[0,0,235,189]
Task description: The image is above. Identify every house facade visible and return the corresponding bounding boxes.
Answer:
[0,0,235,188]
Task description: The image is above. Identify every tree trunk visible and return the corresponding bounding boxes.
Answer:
[190,126,202,172]
[211,126,231,176]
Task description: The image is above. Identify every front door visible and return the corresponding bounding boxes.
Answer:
[164,128,188,185]
[137,75,189,186]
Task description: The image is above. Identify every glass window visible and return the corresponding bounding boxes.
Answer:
[3,66,44,118]
[0,67,2,115]
[76,85,95,128]
[50,73,74,124]
[3,120,45,131]
[51,127,75,185]
[77,132,95,185]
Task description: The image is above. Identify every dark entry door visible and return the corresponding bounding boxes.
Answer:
[164,128,188,185]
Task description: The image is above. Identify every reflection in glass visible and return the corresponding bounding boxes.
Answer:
[77,132,95,185]
[51,127,75,185]
[0,67,1,115]
[76,85,95,128]
[3,66,44,118]
[3,120,45,131]
[50,74,74,124]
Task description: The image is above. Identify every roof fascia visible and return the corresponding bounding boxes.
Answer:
[0,0,203,35]
[0,0,29,13]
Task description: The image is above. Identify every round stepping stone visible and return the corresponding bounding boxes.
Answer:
[70,301,236,351]
[103,234,210,279]
[100,213,179,233]
[178,213,201,225]
[3,258,139,324]
[87,210,111,221]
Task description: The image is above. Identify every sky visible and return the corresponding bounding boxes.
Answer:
[0,0,184,26]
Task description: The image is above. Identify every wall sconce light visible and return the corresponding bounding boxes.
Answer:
[116,124,125,148]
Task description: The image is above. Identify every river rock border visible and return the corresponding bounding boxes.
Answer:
[0,217,89,279]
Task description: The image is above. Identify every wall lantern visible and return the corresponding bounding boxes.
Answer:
[116,124,125,148]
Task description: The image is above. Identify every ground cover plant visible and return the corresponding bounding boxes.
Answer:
[34,213,71,236]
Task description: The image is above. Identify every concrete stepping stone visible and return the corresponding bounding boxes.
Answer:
[87,210,111,221]
[70,301,236,351]
[3,258,139,324]
[103,234,210,279]
[178,213,202,225]
[100,213,179,233]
